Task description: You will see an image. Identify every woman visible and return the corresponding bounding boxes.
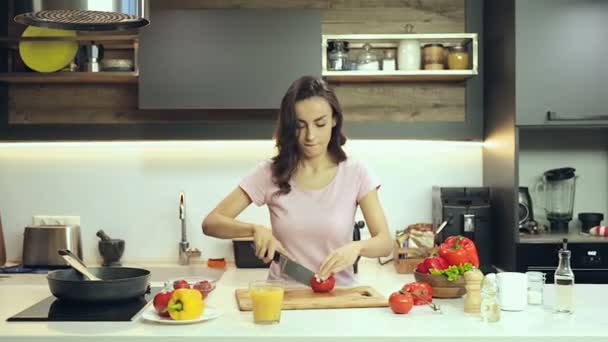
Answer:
[202,76,392,285]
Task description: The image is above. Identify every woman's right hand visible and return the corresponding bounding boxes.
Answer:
[252,225,288,263]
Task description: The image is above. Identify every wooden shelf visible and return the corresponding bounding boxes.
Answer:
[322,33,479,83]
[0,72,138,84]
[323,70,476,83]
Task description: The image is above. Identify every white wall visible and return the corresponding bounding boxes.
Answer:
[0,140,482,264]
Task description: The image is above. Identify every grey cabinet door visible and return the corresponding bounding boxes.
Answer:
[139,9,321,109]
[515,0,608,126]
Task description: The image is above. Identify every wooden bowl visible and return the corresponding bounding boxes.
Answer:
[414,271,466,298]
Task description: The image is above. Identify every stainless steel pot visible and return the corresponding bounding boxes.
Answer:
[22,225,82,267]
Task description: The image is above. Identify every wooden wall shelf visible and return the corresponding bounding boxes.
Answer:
[0,72,138,84]
[323,70,475,83]
[322,33,478,83]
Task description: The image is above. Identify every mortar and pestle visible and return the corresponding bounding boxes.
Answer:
[96,229,125,267]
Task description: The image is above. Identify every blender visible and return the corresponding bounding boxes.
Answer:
[536,167,578,233]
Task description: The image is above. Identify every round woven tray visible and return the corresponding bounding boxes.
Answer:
[14,10,149,31]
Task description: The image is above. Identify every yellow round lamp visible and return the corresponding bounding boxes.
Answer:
[19,26,78,73]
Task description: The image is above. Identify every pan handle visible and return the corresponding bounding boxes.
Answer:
[58,249,101,281]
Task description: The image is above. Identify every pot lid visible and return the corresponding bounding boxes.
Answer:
[14,9,149,31]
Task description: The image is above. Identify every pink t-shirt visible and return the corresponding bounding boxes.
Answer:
[239,159,380,286]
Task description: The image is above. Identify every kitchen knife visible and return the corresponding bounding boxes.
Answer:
[273,252,316,286]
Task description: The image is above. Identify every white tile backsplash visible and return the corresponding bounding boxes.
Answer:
[0,140,482,264]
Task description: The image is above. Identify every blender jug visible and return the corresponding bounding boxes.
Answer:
[536,167,577,233]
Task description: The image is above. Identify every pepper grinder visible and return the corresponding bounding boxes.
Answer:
[464,268,484,313]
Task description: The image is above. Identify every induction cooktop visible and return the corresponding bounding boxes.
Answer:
[7,287,163,322]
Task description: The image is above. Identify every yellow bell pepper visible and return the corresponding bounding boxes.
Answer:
[164,288,205,320]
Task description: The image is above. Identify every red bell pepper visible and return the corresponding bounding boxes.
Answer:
[402,282,433,306]
[416,256,449,274]
[439,236,480,267]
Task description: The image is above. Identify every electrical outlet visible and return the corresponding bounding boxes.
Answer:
[33,215,81,226]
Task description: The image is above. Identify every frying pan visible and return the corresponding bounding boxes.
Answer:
[47,249,150,302]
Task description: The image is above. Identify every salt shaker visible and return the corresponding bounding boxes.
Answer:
[526,271,546,305]
[464,268,484,313]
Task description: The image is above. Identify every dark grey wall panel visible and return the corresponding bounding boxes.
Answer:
[139,9,321,110]
[515,0,608,126]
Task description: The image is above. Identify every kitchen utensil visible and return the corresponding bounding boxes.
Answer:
[81,42,104,72]
[579,213,604,233]
[496,272,527,311]
[463,268,484,313]
[96,229,125,266]
[535,167,578,233]
[18,26,78,73]
[58,249,101,281]
[0,210,6,267]
[22,224,82,267]
[14,9,149,31]
[274,252,316,286]
[47,266,150,302]
[141,305,223,324]
[414,271,466,298]
[235,285,387,311]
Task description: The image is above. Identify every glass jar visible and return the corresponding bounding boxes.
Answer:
[357,43,379,71]
[382,50,396,71]
[328,40,350,71]
[526,271,545,305]
[448,44,469,70]
[423,44,445,70]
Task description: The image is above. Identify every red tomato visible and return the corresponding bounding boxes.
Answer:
[389,291,414,314]
[310,274,336,293]
[173,279,190,290]
[152,290,173,317]
[193,280,214,298]
[402,282,433,305]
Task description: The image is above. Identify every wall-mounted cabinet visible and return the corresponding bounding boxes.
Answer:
[515,0,608,126]
[138,9,321,110]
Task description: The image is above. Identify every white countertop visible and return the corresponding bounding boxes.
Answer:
[1,260,607,342]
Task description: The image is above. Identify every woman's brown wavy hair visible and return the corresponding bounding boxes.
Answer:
[271,76,347,196]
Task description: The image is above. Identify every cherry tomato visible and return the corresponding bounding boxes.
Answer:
[402,282,433,305]
[193,280,214,298]
[173,279,190,290]
[389,291,414,314]
[310,274,336,293]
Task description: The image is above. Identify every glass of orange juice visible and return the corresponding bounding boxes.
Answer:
[249,280,285,324]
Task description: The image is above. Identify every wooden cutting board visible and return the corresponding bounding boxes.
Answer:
[235,286,388,311]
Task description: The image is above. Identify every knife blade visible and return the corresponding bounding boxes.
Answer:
[273,252,315,286]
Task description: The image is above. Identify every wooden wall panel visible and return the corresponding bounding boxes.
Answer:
[9,0,466,125]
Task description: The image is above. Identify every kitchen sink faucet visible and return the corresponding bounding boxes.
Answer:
[179,192,201,265]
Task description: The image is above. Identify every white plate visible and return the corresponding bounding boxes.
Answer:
[141,305,223,324]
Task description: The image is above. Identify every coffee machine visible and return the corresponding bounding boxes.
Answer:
[432,187,493,273]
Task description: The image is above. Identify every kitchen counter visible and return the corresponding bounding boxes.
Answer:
[1,260,607,342]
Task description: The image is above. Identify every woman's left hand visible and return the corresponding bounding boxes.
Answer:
[318,242,362,279]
